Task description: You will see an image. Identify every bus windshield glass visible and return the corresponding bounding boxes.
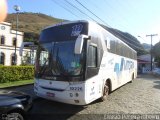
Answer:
[35,41,85,79]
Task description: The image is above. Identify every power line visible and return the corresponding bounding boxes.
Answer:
[64,0,96,22]
[102,0,132,30]
[73,0,141,46]
[104,26,144,46]
[51,0,144,52]
[83,0,114,25]
[74,0,109,26]
[51,0,79,19]
[120,38,145,51]
[56,0,89,20]
[103,0,138,32]
[62,0,89,20]
[137,36,147,43]
[146,34,158,47]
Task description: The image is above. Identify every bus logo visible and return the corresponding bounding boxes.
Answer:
[71,24,83,36]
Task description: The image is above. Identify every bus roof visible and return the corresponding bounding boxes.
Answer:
[43,20,90,30]
[42,20,137,53]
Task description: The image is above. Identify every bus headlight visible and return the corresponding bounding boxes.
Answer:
[70,93,73,97]
[34,82,38,86]
[34,82,39,91]
[34,86,38,91]
[69,93,79,97]
[34,80,39,87]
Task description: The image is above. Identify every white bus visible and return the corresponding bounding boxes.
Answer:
[33,20,137,105]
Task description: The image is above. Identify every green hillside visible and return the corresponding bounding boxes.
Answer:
[6,12,63,42]
[6,12,146,55]
[142,43,151,51]
[6,12,62,33]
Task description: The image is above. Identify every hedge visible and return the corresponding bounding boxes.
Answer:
[0,66,34,83]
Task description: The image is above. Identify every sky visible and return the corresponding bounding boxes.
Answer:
[7,0,160,45]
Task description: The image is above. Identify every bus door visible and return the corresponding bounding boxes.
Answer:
[85,44,100,99]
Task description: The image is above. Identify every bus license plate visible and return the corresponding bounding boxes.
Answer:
[46,92,55,97]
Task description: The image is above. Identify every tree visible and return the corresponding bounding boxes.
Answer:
[152,42,160,67]
[24,32,39,42]
[21,51,31,65]
[155,56,160,67]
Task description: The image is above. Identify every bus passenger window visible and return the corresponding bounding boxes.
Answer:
[87,45,97,67]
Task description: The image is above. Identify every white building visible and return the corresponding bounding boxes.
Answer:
[138,54,156,73]
[0,22,33,66]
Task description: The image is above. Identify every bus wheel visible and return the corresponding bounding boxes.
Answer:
[101,81,109,101]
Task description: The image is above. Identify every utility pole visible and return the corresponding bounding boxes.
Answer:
[146,34,158,71]
[13,5,20,65]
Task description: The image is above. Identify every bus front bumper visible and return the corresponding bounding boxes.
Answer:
[34,87,88,105]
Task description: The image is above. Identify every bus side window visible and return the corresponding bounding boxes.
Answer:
[87,45,97,67]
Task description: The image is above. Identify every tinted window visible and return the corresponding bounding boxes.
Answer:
[109,40,116,53]
[1,36,5,45]
[13,38,17,46]
[88,45,97,67]
[11,53,17,65]
[107,38,137,60]
[0,52,5,65]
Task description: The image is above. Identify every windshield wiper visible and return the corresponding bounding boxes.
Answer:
[38,59,49,77]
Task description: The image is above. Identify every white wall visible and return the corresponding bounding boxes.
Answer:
[0,22,24,66]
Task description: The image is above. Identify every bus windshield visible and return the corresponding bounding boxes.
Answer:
[35,41,85,79]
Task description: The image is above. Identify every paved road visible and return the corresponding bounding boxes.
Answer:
[4,84,36,99]
[4,74,160,120]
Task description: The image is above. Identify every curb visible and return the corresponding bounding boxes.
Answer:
[153,74,160,78]
[0,83,34,89]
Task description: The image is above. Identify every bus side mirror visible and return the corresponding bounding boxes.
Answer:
[74,34,89,54]
[19,42,34,56]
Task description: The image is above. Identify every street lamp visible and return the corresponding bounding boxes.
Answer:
[138,36,146,43]
[13,5,20,65]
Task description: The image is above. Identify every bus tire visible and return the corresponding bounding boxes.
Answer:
[100,81,110,101]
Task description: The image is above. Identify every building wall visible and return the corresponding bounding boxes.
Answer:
[138,54,156,73]
[138,54,152,62]
[0,22,26,66]
[0,46,23,65]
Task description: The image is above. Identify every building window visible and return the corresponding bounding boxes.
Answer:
[11,53,17,65]
[0,35,5,45]
[13,37,17,46]
[0,52,5,65]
